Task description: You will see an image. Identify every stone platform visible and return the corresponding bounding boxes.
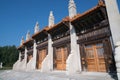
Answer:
[0,70,116,80]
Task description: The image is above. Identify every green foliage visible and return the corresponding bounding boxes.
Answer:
[0,45,19,67]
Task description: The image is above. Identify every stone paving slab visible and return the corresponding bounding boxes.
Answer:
[0,70,115,80]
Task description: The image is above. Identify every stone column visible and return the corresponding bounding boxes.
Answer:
[25,47,27,63]
[41,11,54,72]
[32,40,37,70]
[66,23,81,75]
[19,36,24,61]
[18,52,21,61]
[26,40,37,71]
[23,47,27,71]
[104,0,120,79]
[41,34,53,72]
[15,51,21,70]
[13,36,24,70]
[105,0,120,44]
[48,34,53,71]
[67,0,81,74]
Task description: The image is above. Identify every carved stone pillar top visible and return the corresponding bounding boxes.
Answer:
[68,0,77,18]
[48,11,54,27]
[26,31,31,41]
[34,21,39,33]
[20,36,24,45]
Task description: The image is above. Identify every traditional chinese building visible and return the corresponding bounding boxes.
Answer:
[13,0,120,79]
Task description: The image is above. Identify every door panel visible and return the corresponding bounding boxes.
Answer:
[85,43,106,72]
[86,46,97,71]
[55,46,68,70]
[37,49,47,69]
[96,44,106,72]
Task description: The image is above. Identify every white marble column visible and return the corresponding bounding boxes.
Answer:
[23,47,27,71]
[18,52,21,61]
[66,0,81,75]
[24,31,31,71]
[26,40,37,71]
[105,0,120,44]
[19,47,27,71]
[32,40,37,70]
[41,11,54,72]
[66,23,81,75]
[16,51,21,70]
[13,36,24,70]
[19,36,24,62]
[48,12,54,70]
[48,34,53,71]
[32,22,39,70]
[104,0,120,79]
[41,34,53,72]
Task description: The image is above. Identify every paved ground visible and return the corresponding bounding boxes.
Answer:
[0,70,116,80]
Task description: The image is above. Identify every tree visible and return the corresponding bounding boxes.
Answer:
[0,45,19,67]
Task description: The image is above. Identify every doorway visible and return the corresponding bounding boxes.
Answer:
[37,48,47,69]
[85,43,106,72]
[54,46,68,70]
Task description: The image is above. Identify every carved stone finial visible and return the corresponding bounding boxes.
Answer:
[20,36,24,45]
[26,30,31,41]
[68,0,77,18]
[48,11,54,27]
[34,21,39,33]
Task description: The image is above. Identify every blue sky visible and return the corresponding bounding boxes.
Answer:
[0,0,120,47]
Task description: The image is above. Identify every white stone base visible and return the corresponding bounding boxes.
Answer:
[41,54,53,72]
[41,34,53,72]
[19,59,27,71]
[26,58,36,71]
[41,55,50,72]
[66,53,80,75]
[13,60,20,70]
